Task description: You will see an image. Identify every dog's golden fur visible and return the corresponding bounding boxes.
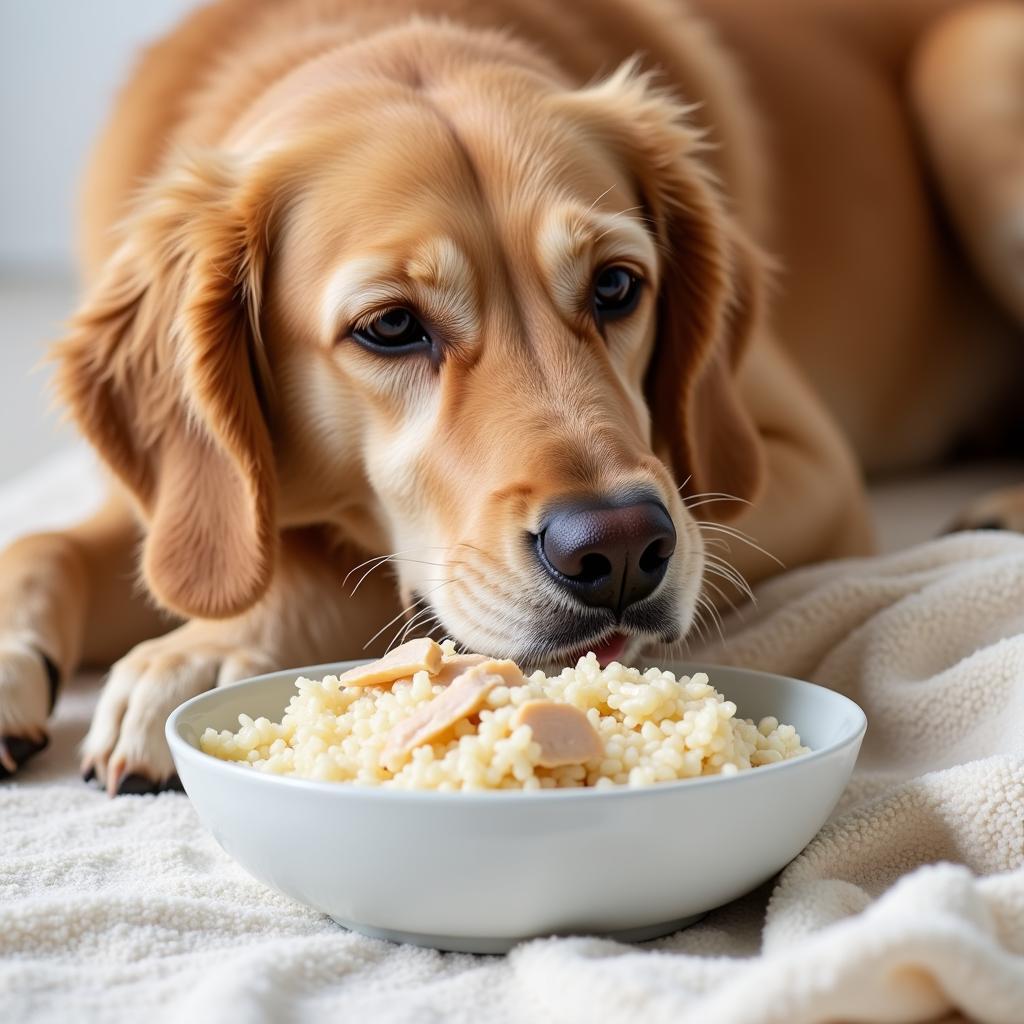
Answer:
[1,0,1022,791]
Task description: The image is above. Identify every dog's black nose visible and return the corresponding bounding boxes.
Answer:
[537,499,676,612]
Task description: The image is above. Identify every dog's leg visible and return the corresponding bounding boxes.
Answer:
[910,3,1024,533]
[697,337,875,602]
[910,0,1024,326]
[82,529,401,795]
[0,492,171,777]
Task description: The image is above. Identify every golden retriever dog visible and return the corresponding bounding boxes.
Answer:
[0,0,1021,792]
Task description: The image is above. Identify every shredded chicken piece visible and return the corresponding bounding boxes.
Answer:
[513,699,604,767]
[432,653,490,685]
[335,637,443,687]
[382,659,524,765]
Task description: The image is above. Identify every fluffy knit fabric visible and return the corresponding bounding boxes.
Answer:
[2,449,1023,1023]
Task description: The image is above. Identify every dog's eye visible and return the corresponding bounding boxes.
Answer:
[353,308,432,353]
[593,265,642,321]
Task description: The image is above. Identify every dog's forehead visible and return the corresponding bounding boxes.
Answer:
[273,77,653,349]
[430,76,640,218]
[282,73,640,251]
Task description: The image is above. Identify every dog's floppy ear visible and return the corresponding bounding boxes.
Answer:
[52,151,277,619]
[653,224,766,515]
[568,62,766,517]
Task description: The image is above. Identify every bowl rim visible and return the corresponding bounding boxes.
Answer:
[166,660,866,804]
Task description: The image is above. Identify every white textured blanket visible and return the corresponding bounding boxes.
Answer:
[2,450,1024,1023]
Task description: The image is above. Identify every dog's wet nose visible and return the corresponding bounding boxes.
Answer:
[537,499,676,612]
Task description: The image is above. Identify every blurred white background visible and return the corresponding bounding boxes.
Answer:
[0,1,204,480]
[0,0,205,272]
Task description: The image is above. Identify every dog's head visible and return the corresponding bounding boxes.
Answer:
[54,26,765,666]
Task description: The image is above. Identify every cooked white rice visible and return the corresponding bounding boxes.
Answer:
[200,646,809,790]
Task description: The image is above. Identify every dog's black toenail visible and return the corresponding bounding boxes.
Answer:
[116,773,161,796]
[971,519,1006,531]
[163,774,185,792]
[6,736,47,762]
[82,765,96,783]
[944,517,1007,536]
[0,734,49,779]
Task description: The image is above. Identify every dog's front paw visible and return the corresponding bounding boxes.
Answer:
[82,630,276,796]
[948,485,1024,534]
[0,638,55,779]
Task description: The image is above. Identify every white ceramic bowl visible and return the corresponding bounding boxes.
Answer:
[166,660,865,953]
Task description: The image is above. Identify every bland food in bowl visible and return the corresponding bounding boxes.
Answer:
[200,638,809,790]
[168,659,866,951]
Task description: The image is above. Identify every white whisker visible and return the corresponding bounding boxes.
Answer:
[363,580,454,651]
[592,206,647,243]
[682,489,749,509]
[583,184,616,216]
[702,576,744,619]
[350,555,454,597]
[389,608,442,654]
[704,559,757,605]
[695,594,725,645]
[696,521,785,569]
[342,547,448,589]
[702,537,732,553]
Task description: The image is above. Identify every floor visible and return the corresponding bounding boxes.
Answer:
[0,273,1019,550]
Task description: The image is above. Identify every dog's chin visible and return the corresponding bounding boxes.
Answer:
[455,627,679,673]
[418,590,686,671]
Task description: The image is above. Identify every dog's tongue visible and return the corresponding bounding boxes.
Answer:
[589,632,628,668]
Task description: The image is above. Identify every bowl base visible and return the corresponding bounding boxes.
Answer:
[329,913,707,954]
